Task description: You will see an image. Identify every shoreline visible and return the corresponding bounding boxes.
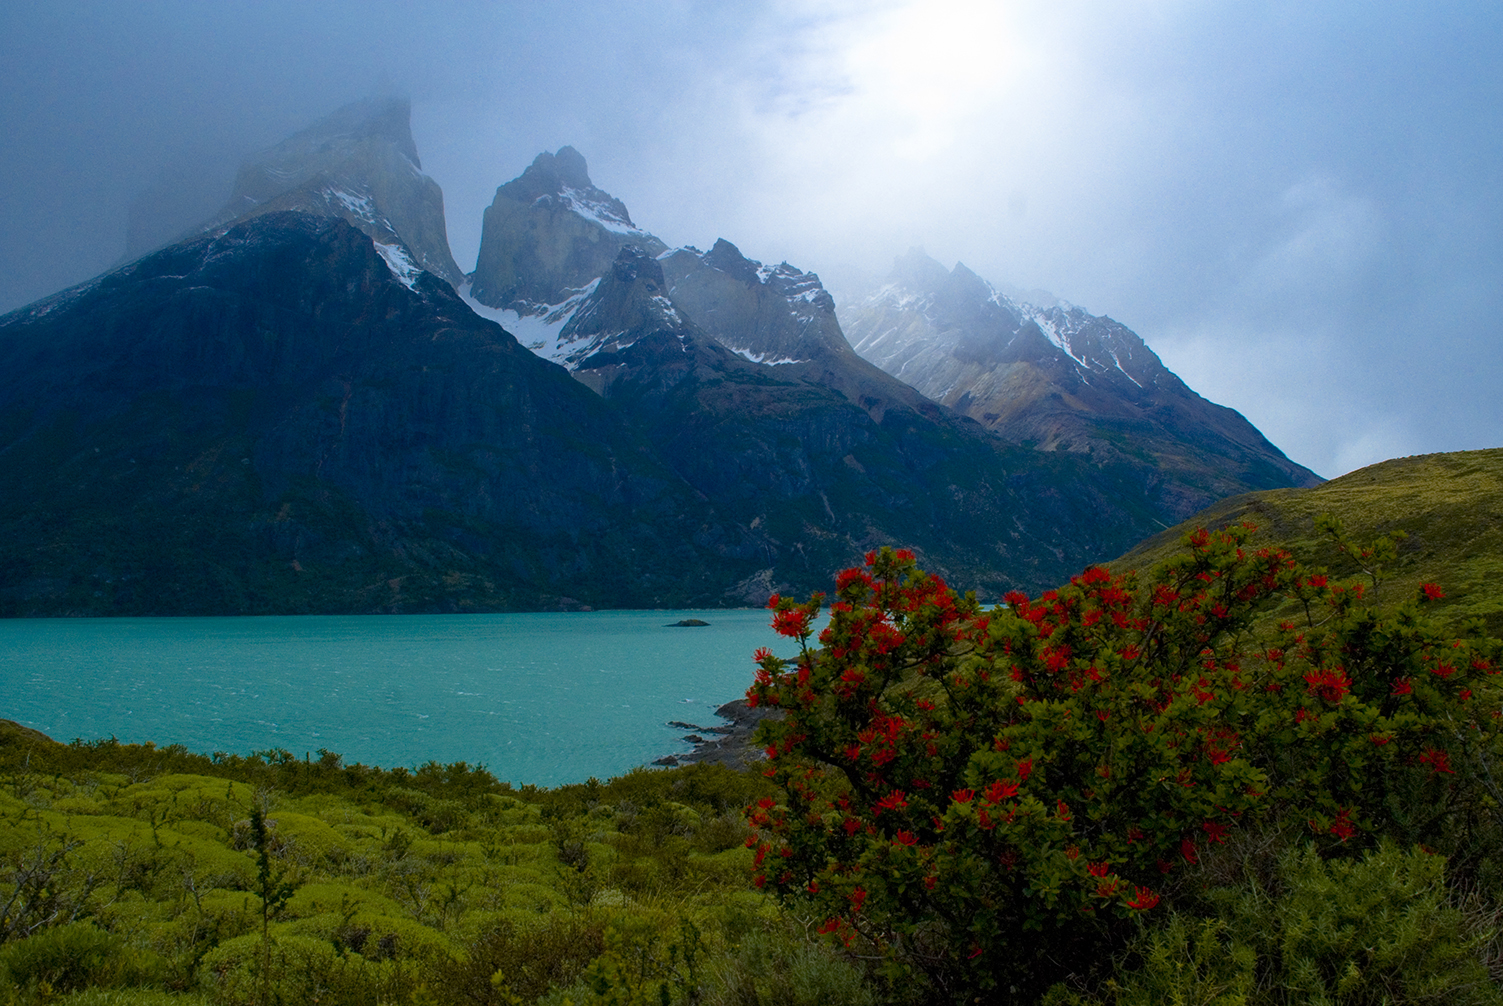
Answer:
[652,699,779,771]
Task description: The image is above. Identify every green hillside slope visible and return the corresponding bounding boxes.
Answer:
[1112,447,1503,633]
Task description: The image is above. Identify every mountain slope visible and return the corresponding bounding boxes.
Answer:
[843,249,1322,518]
[1111,448,1503,634]
[0,213,757,615]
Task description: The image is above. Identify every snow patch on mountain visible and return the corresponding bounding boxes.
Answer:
[329,188,377,224]
[543,186,654,239]
[459,280,600,368]
[732,348,803,366]
[375,241,421,290]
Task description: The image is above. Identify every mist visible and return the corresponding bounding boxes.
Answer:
[3,0,1499,478]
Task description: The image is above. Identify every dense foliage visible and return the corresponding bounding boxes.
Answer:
[748,526,1503,1003]
[0,732,881,1006]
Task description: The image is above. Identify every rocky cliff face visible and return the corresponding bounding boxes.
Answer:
[469,146,666,312]
[196,98,464,287]
[0,213,755,615]
[843,249,1323,517]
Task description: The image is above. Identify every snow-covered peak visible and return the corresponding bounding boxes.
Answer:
[845,250,1166,393]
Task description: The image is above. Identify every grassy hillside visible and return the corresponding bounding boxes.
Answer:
[1112,447,1503,634]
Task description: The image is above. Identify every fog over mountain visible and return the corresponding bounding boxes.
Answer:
[1,1,1500,478]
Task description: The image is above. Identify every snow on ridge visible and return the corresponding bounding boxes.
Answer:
[374,241,421,290]
[732,347,804,366]
[328,188,376,224]
[545,186,651,238]
[458,281,601,369]
[649,294,683,324]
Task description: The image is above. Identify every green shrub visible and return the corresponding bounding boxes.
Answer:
[0,922,166,995]
[706,925,878,1006]
[1065,843,1502,1006]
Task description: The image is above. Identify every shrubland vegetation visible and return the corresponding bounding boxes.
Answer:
[3,502,1503,1005]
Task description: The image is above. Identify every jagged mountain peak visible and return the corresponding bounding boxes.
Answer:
[511,145,595,196]
[562,244,684,341]
[891,247,953,289]
[470,147,665,312]
[659,241,849,365]
[233,97,423,200]
[700,238,762,285]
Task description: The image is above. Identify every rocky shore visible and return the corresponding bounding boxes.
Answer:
[653,699,780,771]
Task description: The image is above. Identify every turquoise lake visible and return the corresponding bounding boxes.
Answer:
[0,610,808,786]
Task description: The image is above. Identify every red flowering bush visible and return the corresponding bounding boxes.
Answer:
[744,528,1502,1003]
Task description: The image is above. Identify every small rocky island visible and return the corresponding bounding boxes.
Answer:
[668,618,710,627]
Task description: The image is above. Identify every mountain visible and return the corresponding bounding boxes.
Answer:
[0,212,762,615]
[842,249,1322,518]
[462,150,1244,599]
[191,98,465,287]
[515,243,1173,601]
[0,122,1332,615]
[469,146,666,312]
[1110,448,1503,635]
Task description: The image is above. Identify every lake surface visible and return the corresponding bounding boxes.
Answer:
[0,610,807,786]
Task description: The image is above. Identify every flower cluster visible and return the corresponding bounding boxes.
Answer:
[743,529,1502,1001]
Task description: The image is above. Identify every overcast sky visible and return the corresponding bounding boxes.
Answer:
[2,0,1499,479]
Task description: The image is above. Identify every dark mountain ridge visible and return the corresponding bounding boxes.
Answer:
[0,214,758,614]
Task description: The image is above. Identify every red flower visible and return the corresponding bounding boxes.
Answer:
[1125,886,1160,910]
[817,917,840,934]
[1304,667,1351,703]
[1087,861,1110,877]
[951,788,975,804]
[1392,677,1413,696]
[894,830,917,846]
[1419,747,1455,776]
[772,609,812,638]
[1180,838,1199,864]
[984,779,1019,804]
[1421,582,1445,600]
[1202,821,1229,844]
[1329,809,1357,842]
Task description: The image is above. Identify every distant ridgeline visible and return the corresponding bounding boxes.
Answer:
[0,100,1317,616]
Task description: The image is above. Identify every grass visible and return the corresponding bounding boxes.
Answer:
[1111,447,1503,634]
